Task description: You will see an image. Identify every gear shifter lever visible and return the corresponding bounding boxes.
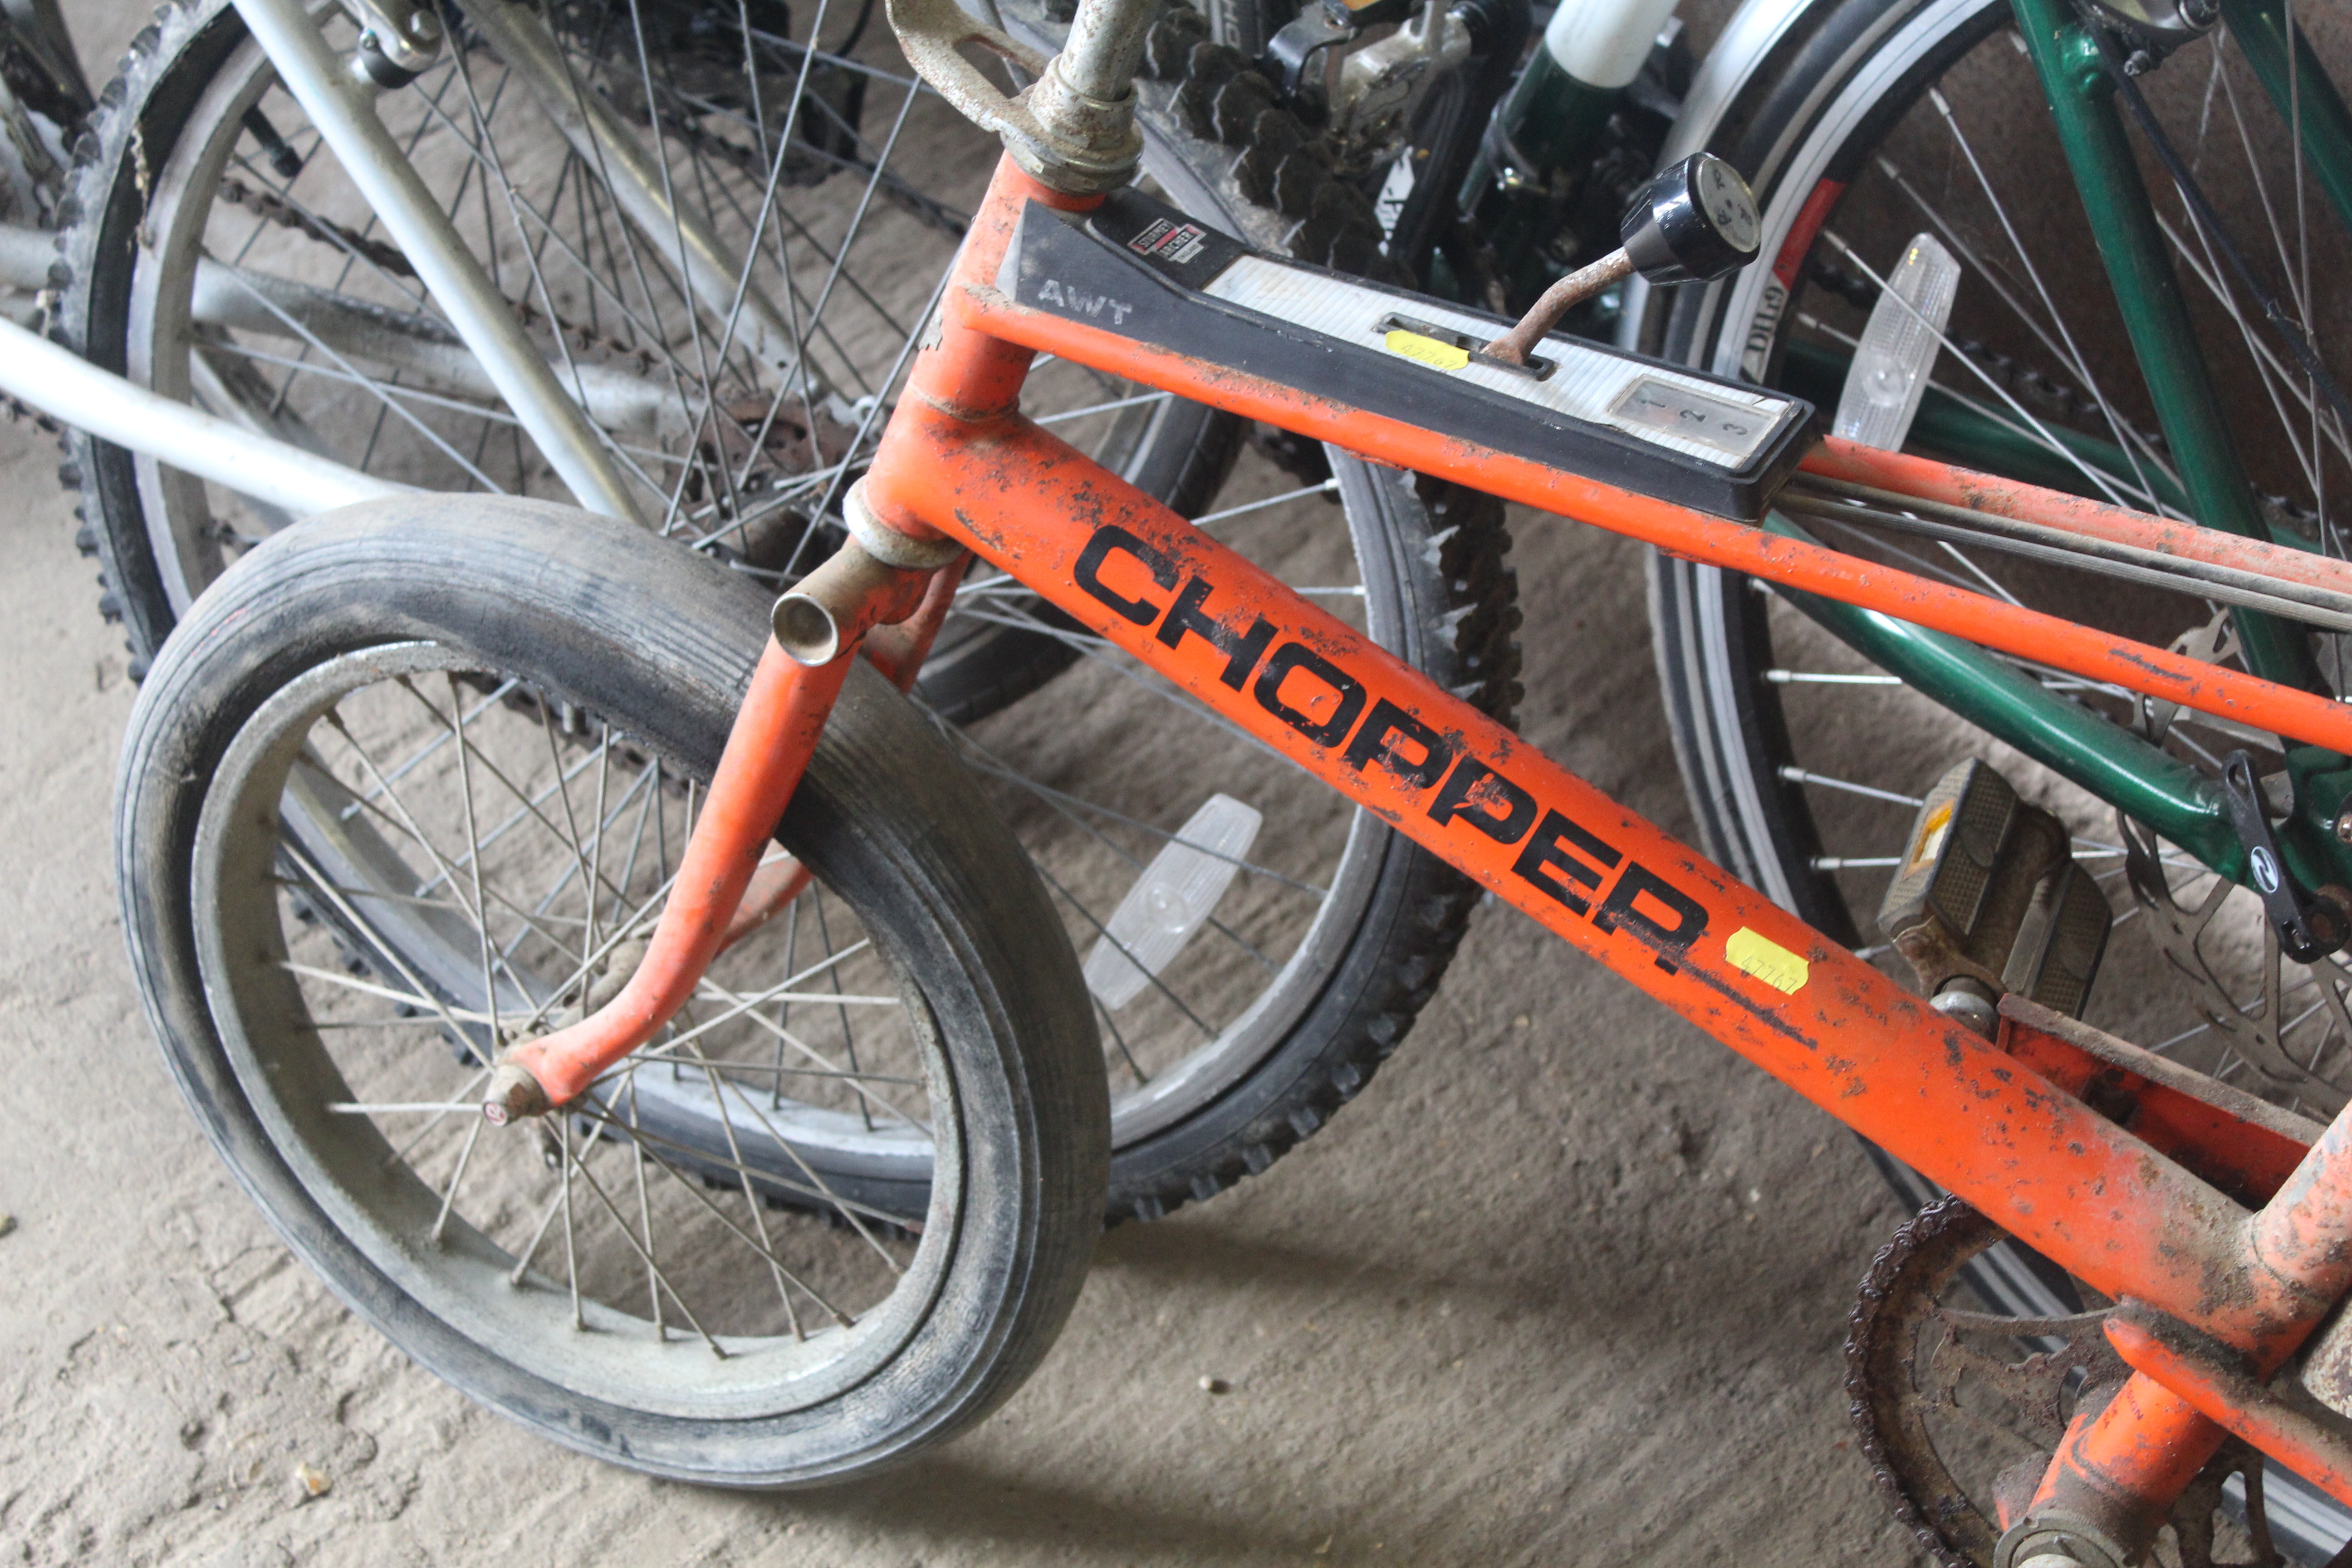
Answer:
[1485,153,1762,367]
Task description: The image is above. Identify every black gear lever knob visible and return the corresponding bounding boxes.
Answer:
[1620,154,1762,285]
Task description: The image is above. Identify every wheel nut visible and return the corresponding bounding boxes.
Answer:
[482,1061,550,1125]
[407,8,441,39]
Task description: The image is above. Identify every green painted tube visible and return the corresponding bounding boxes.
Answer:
[2009,0,2321,691]
[2221,0,2352,240]
[1761,511,2242,876]
[1455,51,1625,308]
[1454,0,1681,309]
[1457,49,1620,207]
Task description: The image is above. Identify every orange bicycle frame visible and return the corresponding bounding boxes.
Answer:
[490,156,2352,1553]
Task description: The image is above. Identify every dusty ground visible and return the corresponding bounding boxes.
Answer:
[0,2,1946,1564]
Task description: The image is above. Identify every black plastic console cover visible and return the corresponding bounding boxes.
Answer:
[995,186,1814,521]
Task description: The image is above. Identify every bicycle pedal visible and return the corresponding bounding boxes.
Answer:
[1877,759,2111,1032]
[992,187,1814,520]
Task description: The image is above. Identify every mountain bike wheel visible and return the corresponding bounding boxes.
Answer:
[1640,0,2352,1113]
[58,0,1230,706]
[59,0,1522,1223]
[115,494,1107,1485]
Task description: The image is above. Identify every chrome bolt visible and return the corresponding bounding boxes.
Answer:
[1930,978,2000,1040]
[2334,804,2352,844]
[407,8,441,40]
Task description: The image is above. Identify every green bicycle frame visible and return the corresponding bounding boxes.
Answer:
[1778,0,2352,891]
[2222,0,2352,238]
[1461,0,2352,887]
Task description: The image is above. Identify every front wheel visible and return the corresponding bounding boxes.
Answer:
[64,0,1518,1226]
[115,495,1108,1485]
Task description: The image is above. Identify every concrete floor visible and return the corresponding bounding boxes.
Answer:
[0,1,1938,1563]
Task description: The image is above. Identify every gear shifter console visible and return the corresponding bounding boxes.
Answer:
[993,185,1812,519]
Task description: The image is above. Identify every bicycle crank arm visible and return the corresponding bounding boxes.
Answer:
[962,189,2352,757]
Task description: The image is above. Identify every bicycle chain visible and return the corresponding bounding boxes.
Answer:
[216,175,714,383]
[218,175,414,278]
[657,103,971,243]
[1847,1196,2014,1568]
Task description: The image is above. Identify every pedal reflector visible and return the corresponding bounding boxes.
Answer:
[1877,759,2111,1018]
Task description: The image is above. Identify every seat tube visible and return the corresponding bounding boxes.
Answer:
[2009,0,2321,692]
[2024,1379,2226,1563]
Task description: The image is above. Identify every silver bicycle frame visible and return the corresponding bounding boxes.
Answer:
[0,313,407,515]
[0,0,835,523]
[230,0,645,522]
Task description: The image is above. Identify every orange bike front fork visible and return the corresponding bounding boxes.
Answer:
[481,530,967,1119]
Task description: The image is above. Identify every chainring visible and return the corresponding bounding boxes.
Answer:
[1846,1197,2283,1568]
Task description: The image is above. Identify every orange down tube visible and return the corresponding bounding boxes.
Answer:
[850,156,2352,1358]
[843,157,2352,1538]
[862,378,2331,1361]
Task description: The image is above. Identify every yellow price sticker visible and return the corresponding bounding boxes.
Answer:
[1384,329,1470,372]
[1725,927,1810,995]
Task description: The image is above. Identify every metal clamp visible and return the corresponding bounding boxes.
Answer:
[886,0,1150,192]
[843,478,967,570]
[2220,749,2347,964]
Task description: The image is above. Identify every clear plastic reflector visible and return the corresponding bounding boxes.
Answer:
[1833,231,1960,452]
[1083,793,1263,1011]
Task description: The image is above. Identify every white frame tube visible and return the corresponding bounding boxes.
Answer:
[0,314,408,516]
